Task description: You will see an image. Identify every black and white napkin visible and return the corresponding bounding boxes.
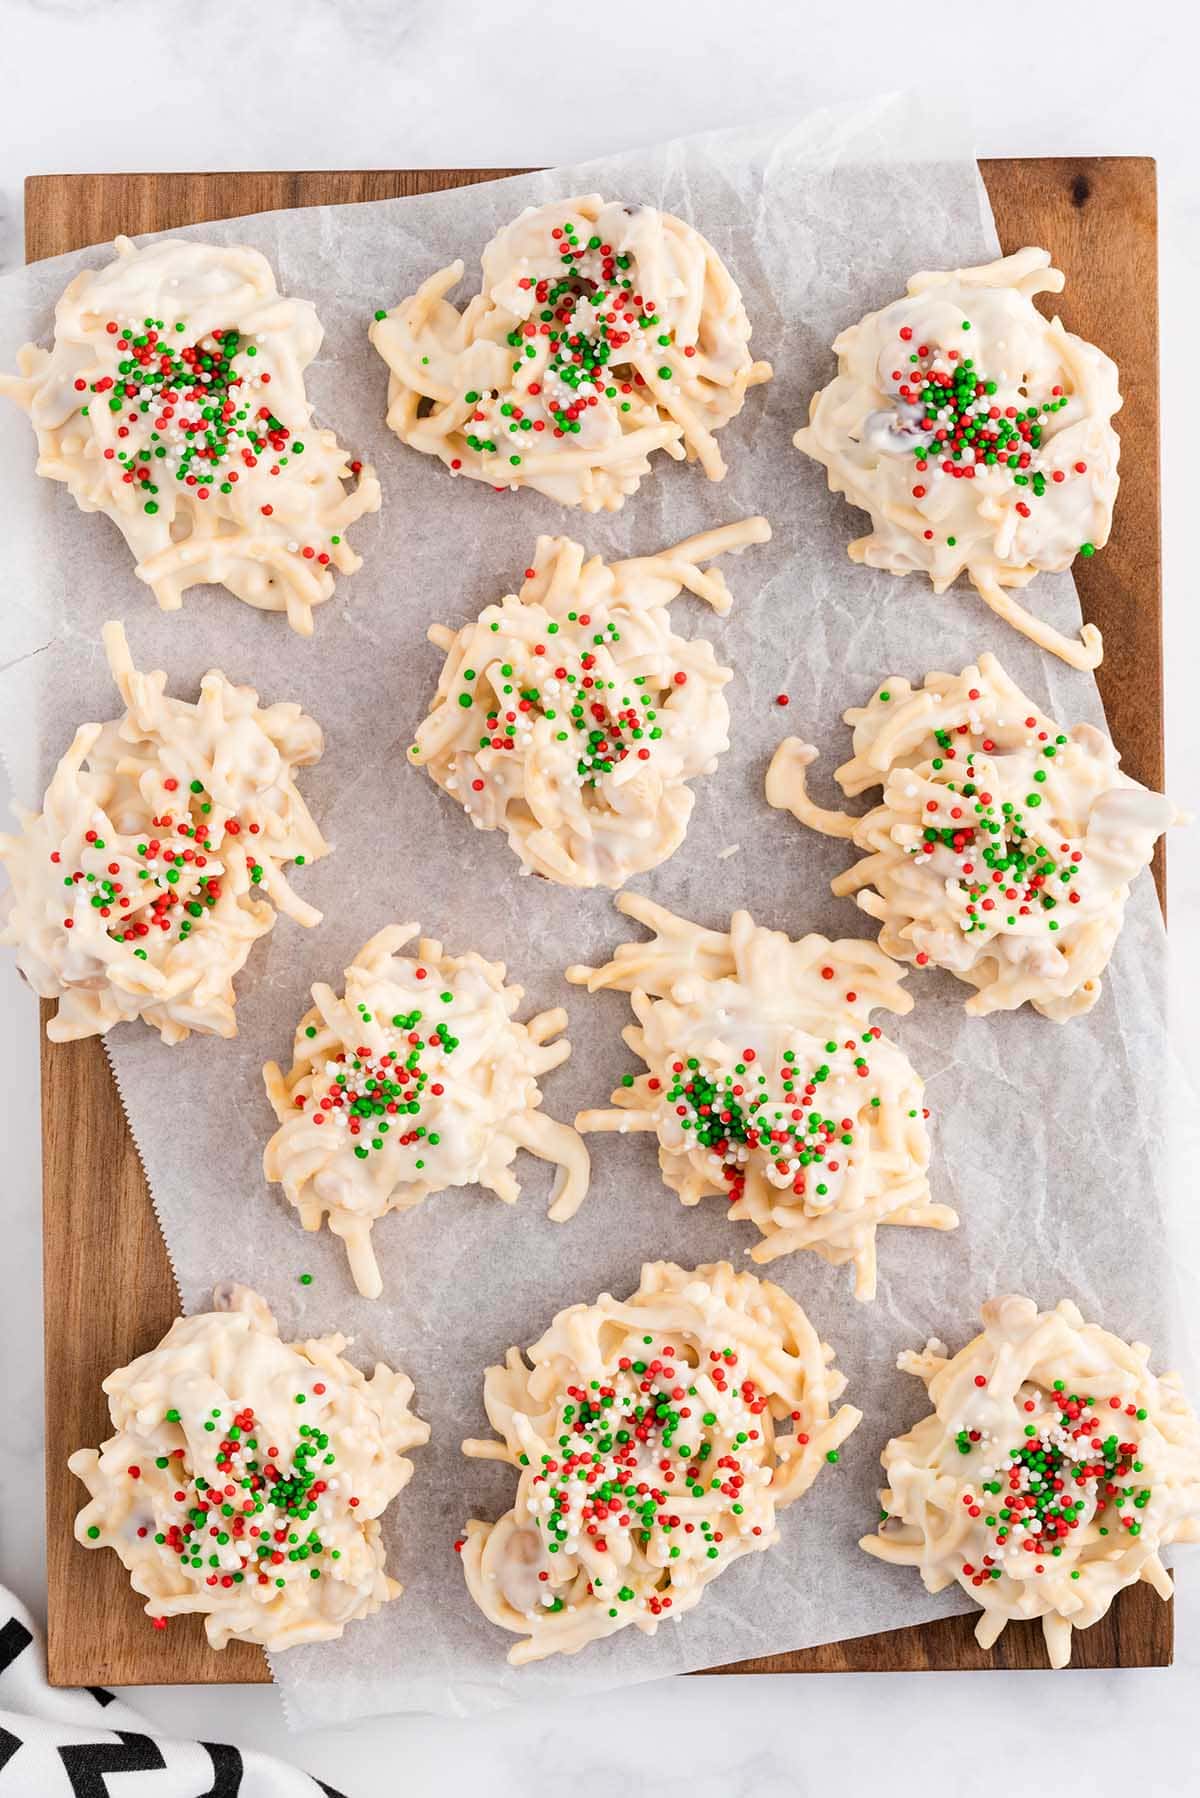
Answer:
[0,1587,344,1797]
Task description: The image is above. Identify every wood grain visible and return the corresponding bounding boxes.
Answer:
[32,160,1169,1688]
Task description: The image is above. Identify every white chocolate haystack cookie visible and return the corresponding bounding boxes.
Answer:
[371,196,771,509]
[460,1260,859,1663]
[0,621,327,1043]
[766,653,1178,1020]
[69,1283,429,1652]
[409,519,770,888]
[568,894,953,1299]
[263,925,590,1299]
[861,1295,1200,1668]
[796,249,1120,668]
[1,236,380,633]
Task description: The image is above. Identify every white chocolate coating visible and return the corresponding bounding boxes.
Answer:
[796,249,1120,669]
[68,1284,429,1652]
[408,518,770,888]
[861,1296,1200,1668]
[460,1260,860,1664]
[568,894,954,1299]
[371,196,771,510]
[766,652,1178,1020]
[0,236,381,634]
[0,621,327,1043]
[263,925,590,1299]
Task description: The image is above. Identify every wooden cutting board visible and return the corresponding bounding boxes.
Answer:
[31,159,1168,1688]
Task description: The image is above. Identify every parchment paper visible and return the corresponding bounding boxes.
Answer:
[0,94,1190,1725]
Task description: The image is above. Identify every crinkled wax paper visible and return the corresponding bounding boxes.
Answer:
[0,93,1189,1724]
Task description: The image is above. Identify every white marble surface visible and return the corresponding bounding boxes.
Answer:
[1,1,1197,1792]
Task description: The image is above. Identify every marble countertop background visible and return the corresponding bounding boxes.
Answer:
[1,2,1196,1792]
